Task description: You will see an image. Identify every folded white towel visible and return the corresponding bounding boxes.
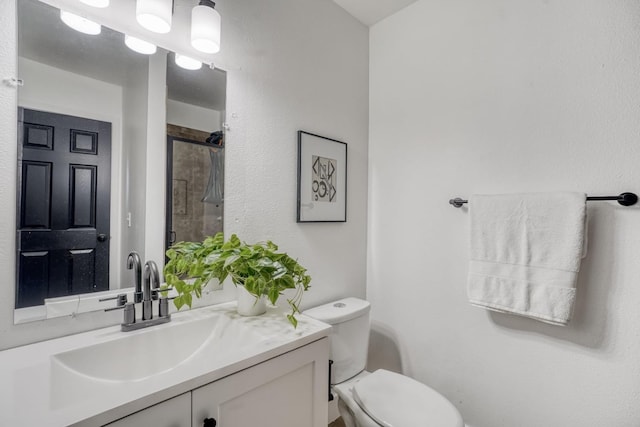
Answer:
[467,192,587,325]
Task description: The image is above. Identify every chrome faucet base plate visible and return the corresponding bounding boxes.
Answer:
[121,315,171,332]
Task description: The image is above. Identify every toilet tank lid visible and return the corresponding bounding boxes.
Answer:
[304,297,370,325]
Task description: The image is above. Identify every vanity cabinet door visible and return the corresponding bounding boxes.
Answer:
[192,338,329,427]
[105,392,191,427]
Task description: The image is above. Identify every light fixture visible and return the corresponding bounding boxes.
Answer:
[136,0,173,34]
[191,0,221,54]
[124,35,157,55]
[175,53,202,70]
[60,10,101,35]
[79,0,110,8]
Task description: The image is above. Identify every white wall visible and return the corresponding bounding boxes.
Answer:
[368,0,640,426]
[121,57,150,285]
[143,52,168,268]
[167,99,222,133]
[219,0,369,308]
[0,0,368,349]
[17,57,124,293]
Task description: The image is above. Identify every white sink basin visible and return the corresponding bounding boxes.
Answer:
[52,311,264,382]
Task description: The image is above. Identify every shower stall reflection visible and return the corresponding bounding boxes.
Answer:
[166,131,224,248]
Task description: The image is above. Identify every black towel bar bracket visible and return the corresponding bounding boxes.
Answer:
[449,192,638,208]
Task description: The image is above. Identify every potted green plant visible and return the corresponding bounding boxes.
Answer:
[163,233,227,309]
[163,232,312,327]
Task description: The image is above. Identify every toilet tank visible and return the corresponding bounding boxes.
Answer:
[304,297,370,384]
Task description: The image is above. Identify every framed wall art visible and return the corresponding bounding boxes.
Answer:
[297,131,347,222]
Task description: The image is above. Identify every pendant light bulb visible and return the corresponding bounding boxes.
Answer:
[191,0,221,54]
[60,10,101,35]
[175,53,202,70]
[79,0,110,8]
[136,0,173,34]
[124,35,157,55]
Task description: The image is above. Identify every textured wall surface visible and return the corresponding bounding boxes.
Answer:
[368,0,640,425]
[0,0,19,345]
[166,99,222,133]
[0,0,368,349]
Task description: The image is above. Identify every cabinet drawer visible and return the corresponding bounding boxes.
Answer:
[105,393,191,427]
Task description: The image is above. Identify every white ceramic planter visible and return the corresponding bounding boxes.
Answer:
[236,285,267,316]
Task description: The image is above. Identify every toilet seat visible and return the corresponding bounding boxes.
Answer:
[333,372,379,427]
[351,369,464,427]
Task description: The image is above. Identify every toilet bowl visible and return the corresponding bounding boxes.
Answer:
[305,298,464,427]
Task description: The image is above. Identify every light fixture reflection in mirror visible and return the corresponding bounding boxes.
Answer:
[175,53,203,70]
[124,35,157,55]
[80,0,110,8]
[60,10,101,35]
[15,0,227,324]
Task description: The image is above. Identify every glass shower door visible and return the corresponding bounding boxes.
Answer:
[166,137,224,249]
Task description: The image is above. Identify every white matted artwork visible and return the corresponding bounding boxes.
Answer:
[297,131,347,222]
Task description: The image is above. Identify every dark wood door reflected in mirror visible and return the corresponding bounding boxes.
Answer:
[17,108,111,308]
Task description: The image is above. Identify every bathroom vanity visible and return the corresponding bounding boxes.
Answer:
[0,302,331,427]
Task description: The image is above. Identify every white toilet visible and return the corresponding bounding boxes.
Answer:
[305,297,464,427]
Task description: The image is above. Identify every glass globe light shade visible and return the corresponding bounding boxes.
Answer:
[191,2,221,54]
[136,0,172,34]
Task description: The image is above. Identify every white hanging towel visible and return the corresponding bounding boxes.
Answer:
[467,192,587,325]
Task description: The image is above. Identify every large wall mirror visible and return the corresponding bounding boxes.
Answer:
[15,0,226,324]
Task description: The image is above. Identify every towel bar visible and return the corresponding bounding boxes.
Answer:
[449,192,638,208]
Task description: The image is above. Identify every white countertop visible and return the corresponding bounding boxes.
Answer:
[0,302,331,427]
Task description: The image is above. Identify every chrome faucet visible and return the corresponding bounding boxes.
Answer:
[127,251,143,303]
[104,257,172,332]
[143,260,160,320]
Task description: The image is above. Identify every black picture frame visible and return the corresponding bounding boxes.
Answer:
[297,131,347,222]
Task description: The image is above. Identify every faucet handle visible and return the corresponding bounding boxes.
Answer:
[105,302,136,325]
[99,293,128,306]
[151,286,174,300]
[133,291,144,304]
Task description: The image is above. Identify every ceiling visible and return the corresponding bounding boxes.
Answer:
[332,0,419,26]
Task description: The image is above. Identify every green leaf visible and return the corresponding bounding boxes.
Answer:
[174,296,185,310]
[224,254,240,268]
[183,293,193,308]
[281,275,295,289]
[268,287,280,305]
[286,314,298,328]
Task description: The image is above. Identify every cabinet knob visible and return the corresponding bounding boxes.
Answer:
[203,417,217,427]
